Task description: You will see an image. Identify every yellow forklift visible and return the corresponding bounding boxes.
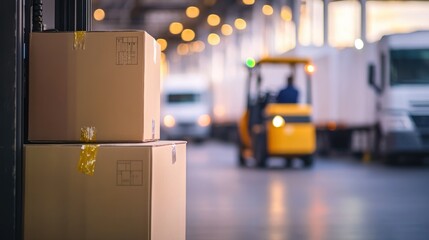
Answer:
[237,57,316,168]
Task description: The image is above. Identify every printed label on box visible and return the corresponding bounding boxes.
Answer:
[117,160,143,186]
[116,37,138,65]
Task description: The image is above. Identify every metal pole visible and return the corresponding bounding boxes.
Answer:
[246,68,252,108]
[292,0,301,47]
[1,0,25,238]
[76,0,91,31]
[360,0,367,43]
[323,0,329,46]
[55,0,72,31]
[56,0,90,31]
[306,73,312,105]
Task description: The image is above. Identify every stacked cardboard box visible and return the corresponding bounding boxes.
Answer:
[28,31,160,142]
[25,31,186,240]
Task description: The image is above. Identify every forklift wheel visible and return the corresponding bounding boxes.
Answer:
[256,150,267,168]
[254,134,267,168]
[238,148,246,167]
[302,155,314,168]
[237,134,246,167]
[284,158,293,168]
[256,156,267,168]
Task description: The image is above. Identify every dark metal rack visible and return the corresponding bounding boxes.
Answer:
[55,0,92,31]
[0,1,92,239]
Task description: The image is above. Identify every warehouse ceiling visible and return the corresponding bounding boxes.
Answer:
[93,0,254,39]
[92,0,427,41]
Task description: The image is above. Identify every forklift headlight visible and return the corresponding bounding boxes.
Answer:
[272,115,285,128]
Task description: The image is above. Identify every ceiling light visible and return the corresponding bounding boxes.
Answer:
[234,18,247,30]
[281,6,292,21]
[181,29,195,42]
[207,14,221,27]
[221,24,233,36]
[186,6,200,18]
[156,38,168,51]
[93,9,105,21]
[242,0,255,5]
[207,33,220,46]
[169,22,183,35]
[262,5,274,16]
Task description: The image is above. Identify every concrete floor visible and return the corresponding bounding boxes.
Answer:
[186,141,429,240]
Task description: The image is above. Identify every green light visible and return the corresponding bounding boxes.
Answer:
[246,57,256,68]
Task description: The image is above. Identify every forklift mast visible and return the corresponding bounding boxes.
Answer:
[31,0,92,32]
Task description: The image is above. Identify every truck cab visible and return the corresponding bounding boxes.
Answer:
[370,31,429,160]
[161,74,212,142]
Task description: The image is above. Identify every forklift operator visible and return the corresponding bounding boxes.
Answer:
[276,75,299,103]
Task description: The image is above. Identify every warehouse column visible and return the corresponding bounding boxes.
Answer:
[291,0,301,47]
[323,0,329,46]
[360,0,367,43]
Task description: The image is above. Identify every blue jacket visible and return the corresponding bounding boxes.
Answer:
[276,86,299,103]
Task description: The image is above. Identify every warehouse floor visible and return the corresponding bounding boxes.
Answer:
[186,141,429,240]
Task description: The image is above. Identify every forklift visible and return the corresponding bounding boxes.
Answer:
[237,57,316,168]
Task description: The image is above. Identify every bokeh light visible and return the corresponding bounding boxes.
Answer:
[169,22,183,35]
[93,9,105,21]
[246,57,256,68]
[281,6,292,21]
[156,38,168,51]
[191,41,206,52]
[234,18,247,30]
[181,29,196,42]
[208,33,221,45]
[242,0,255,5]
[177,43,190,55]
[207,14,221,26]
[355,38,364,50]
[186,6,200,18]
[262,5,274,16]
[221,24,234,36]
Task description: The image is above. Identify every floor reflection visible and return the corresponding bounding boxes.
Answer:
[308,189,328,240]
[186,141,429,240]
[268,176,287,240]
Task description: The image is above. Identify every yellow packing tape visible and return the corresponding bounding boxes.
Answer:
[78,144,99,176]
[78,127,99,176]
[74,31,86,50]
[80,126,96,142]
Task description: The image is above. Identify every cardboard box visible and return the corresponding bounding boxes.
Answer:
[28,31,160,142]
[24,141,186,240]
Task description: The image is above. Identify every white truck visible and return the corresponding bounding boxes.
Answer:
[296,31,429,160]
[369,31,429,161]
[160,74,212,142]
